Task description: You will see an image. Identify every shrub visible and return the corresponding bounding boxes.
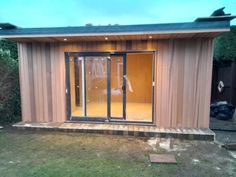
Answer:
[0,41,21,124]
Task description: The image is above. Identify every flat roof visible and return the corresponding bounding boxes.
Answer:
[0,21,231,36]
[0,14,234,42]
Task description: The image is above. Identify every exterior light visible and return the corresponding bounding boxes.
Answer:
[63,38,67,41]
[105,37,108,40]
[149,36,153,39]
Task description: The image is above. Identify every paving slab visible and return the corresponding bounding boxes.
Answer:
[222,143,236,151]
[149,154,177,164]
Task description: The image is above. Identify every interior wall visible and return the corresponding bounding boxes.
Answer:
[18,38,213,128]
[69,58,76,112]
[126,53,153,103]
[110,56,123,103]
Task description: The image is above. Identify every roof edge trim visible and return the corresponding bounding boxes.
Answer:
[0,28,230,39]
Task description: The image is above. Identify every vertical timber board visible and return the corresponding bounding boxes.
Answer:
[162,39,173,127]
[192,39,202,128]
[36,43,44,122]
[18,43,31,122]
[26,43,36,122]
[176,40,185,128]
[45,43,53,122]
[55,43,62,122]
[31,43,39,122]
[59,43,67,122]
[50,43,56,122]
[170,40,180,128]
[41,43,49,122]
[203,39,213,128]
[155,40,163,127]
[175,40,185,127]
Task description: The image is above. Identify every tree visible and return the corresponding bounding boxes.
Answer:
[214,25,236,61]
[0,40,20,124]
[0,39,18,61]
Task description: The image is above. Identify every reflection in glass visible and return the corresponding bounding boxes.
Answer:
[110,56,123,118]
[86,57,107,117]
[70,57,84,116]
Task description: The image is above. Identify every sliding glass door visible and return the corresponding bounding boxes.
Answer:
[67,54,109,120]
[85,56,108,117]
[110,54,126,119]
[67,56,85,117]
[66,52,154,123]
[125,53,153,122]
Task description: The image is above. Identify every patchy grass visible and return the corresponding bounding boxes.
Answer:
[0,128,235,177]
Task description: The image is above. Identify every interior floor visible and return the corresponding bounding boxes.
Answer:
[72,102,152,122]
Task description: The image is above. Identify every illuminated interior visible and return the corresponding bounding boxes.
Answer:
[69,52,153,122]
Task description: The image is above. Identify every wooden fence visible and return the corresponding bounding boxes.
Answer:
[211,60,236,106]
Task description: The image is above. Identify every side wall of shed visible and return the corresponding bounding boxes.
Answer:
[18,38,213,128]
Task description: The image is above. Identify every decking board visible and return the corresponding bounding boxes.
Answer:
[13,122,215,141]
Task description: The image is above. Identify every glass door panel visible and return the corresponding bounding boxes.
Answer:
[70,57,85,117]
[85,56,108,117]
[110,56,124,118]
[126,53,153,122]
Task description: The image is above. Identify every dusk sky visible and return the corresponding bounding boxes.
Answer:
[0,0,235,28]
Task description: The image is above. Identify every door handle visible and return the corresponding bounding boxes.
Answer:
[122,85,126,91]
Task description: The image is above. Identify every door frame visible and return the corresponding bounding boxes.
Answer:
[65,51,156,125]
[108,53,127,121]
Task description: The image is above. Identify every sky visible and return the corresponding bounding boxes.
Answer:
[0,0,235,28]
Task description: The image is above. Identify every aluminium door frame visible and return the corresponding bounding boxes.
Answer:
[65,52,110,122]
[108,53,126,121]
[65,51,155,125]
[108,51,156,124]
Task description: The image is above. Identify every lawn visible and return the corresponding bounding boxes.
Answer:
[0,127,235,177]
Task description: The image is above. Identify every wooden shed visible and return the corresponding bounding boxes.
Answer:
[0,10,235,135]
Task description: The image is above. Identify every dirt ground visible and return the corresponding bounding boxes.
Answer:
[0,127,235,177]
